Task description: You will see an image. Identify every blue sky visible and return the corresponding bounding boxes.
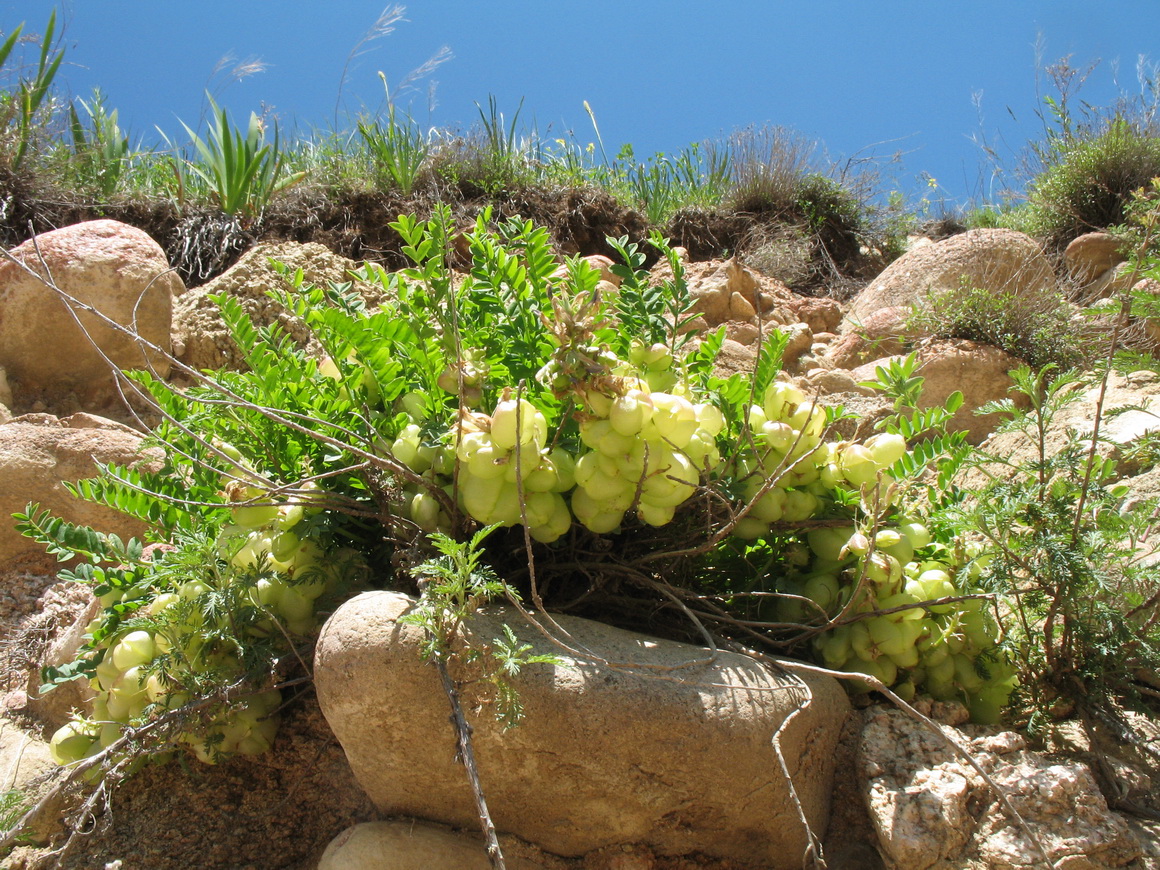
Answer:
[3,1,1158,208]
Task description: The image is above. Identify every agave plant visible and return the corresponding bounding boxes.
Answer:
[176,96,305,217]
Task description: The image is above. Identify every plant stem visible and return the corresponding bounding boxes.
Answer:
[1071,212,1156,544]
[433,649,506,870]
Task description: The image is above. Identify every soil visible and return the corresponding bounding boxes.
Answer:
[0,168,870,292]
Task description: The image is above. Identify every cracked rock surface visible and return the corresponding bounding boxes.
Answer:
[860,707,1142,870]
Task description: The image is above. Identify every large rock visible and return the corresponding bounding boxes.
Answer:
[824,305,916,369]
[0,220,180,410]
[173,241,376,372]
[0,413,158,569]
[853,340,1027,445]
[316,591,850,867]
[844,229,1055,333]
[861,707,1141,869]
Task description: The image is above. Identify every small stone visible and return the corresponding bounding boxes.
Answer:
[790,297,843,333]
[766,304,794,325]
[807,369,860,395]
[756,294,787,320]
[725,321,760,345]
[690,285,729,325]
[795,353,819,372]
[780,322,814,363]
[972,732,1026,755]
[584,254,620,286]
[929,701,970,726]
[723,258,759,302]
[727,291,756,321]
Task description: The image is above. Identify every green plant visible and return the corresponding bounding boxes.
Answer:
[13,208,1025,817]
[432,95,541,194]
[0,788,30,853]
[615,141,731,224]
[909,278,1087,370]
[356,72,430,195]
[0,9,64,170]
[174,96,306,217]
[66,89,130,197]
[401,525,558,868]
[1024,119,1160,244]
[404,526,558,728]
[956,366,1160,730]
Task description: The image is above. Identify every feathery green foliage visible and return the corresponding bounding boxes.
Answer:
[955,366,1160,727]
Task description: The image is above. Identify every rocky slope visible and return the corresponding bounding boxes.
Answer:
[0,218,1158,869]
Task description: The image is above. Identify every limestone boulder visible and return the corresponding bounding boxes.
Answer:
[173,241,378,372]
[315,591,850,867]
[861,707,1141,870]
[0,220,180,411]
[853,340,1027,444]
[843,229,1055,333]
[780,322,814,372]
[0,413,158,569]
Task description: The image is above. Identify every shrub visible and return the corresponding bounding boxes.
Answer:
[909,279,1089,369]
[725,124,817,215]
[956,366,1160,730]
[1023,119,1160,245]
